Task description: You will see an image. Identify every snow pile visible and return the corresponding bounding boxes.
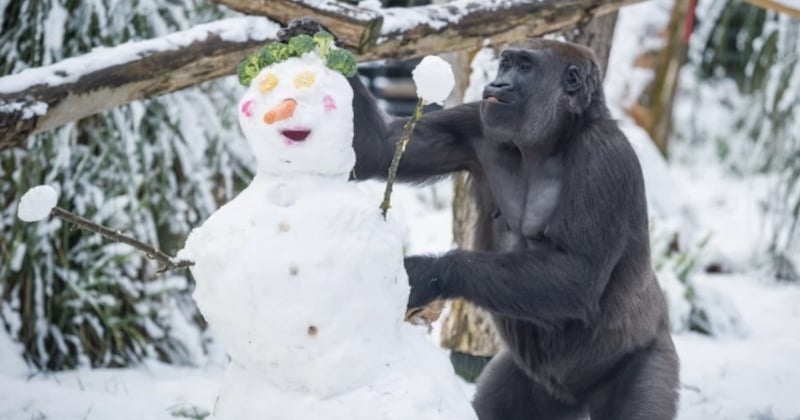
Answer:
[412,55,455,105]
[0,325,28,377]
[16,185,58,222]
[181,52,475,419]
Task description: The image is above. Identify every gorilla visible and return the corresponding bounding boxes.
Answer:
[279,20,680,420]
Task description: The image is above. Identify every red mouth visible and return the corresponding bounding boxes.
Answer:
[281,129,311,142]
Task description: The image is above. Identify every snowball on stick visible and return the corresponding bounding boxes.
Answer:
[412,55,456,105]
[17,185,59,222]
[380,55,455,218]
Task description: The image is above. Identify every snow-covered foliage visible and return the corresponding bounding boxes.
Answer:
[672,0,800,281]
[0,0,252,370]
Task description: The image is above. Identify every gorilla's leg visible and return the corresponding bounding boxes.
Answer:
[588,330,680,420]
[472,351,586,420]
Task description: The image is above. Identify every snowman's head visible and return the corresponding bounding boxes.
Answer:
[237,37,356,177]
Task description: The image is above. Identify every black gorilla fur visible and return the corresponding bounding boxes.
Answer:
[279,19,680,420]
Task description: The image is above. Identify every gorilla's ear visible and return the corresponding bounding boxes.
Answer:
[562,64,595,114]
[562,65,582,95]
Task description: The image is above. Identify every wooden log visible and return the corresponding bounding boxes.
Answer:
[742,0,800,18]
[0,17,277,150]
[627,0,691,156]
[0,0,644,150]
[363,0,641,61]
[210,0,384,52]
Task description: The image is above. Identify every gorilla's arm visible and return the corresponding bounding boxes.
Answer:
[349,77,480,182]
[406,133,640,326]
[406,240,620,326]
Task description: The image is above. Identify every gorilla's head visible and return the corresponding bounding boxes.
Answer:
[480,40,604,146]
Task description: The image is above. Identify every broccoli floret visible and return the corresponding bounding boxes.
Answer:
[326,48,358,77]
[288,34,315,56]
[313,31,335,57]
[237,53,262,87]
[258,42,292,67]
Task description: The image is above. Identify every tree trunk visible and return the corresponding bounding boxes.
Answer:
[563,11,619,75]
[438,47,503,383]
[627,0,692,156]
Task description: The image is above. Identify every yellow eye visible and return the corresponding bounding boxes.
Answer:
[258,72,279,93]
[294,71,316,89]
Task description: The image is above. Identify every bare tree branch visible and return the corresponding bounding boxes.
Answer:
[50,207,194,272]
[0,0,643,150]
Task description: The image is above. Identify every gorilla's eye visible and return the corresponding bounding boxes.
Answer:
[519,62,531,73]
[499,59,511,72]
[564,65,582,94]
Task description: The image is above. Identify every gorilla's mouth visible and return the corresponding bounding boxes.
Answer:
[281,129,311,142]
[484,95,509,104]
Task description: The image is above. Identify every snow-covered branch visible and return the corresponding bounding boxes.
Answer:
[0,0,641,150]
[0,16,279,150]
[210,0,384,52]
[365,0,642,60]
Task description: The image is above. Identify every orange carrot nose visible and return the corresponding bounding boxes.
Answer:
[263,99,297,125]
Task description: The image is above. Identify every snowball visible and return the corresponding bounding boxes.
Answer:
[412,55,455,105]
[17,185,59,222]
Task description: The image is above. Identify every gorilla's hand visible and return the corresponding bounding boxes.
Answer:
[277,17,339,44]
[405,256,443,310]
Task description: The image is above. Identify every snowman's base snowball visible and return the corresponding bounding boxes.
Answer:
[212,334,477,420]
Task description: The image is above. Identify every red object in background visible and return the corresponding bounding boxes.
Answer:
[684,0,697,44]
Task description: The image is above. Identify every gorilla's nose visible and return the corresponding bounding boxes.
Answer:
[264,99,297,125]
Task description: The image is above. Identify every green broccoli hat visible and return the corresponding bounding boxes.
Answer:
[237,31,358,87]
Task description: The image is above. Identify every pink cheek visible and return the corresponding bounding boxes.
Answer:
[323,95,337,112]
[241,99,255,117]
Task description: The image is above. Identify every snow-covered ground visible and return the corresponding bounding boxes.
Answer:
[2,168,800,419]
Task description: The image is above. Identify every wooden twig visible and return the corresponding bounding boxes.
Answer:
[50,207,194,272]
[380,98,424,218]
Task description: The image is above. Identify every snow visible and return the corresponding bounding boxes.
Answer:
[0,101,48,119]
[379,0,538,36]
[412,56,456,105]
[0,17,279,93]
[0,325,28,377]
[16,185,59,222]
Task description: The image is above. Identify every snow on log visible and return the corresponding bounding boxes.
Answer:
[209,0,384,52]
[216,0,647,61]
[0,17,279,150]
[0,0,642,150]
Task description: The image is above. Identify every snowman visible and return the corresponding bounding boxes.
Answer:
[180,33,478,420]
